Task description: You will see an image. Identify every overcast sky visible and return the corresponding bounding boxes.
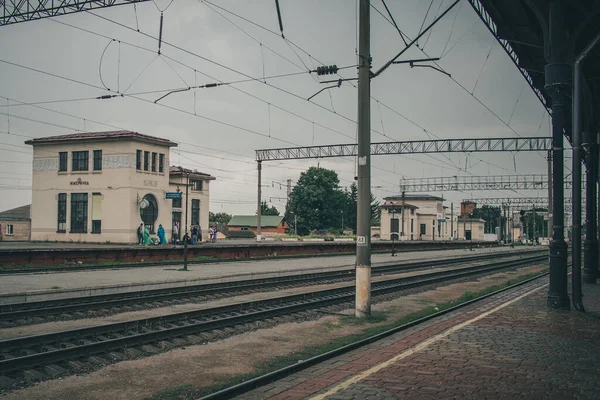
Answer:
[0,0,557,215]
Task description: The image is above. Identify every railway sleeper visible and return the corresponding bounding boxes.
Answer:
[22,369,47,381]
[44,364,68,377]
[0,375,17,390]
[141,345,160,354]
[123,348,143,358]
[66,360,86,371]
[107,352,126,361]
[87,356,108,365]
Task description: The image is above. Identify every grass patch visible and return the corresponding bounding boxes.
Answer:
[339,310,390,326]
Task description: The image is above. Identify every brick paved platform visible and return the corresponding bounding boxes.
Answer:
[235,278,600,400]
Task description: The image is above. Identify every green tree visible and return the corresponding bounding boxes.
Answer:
[344,182,380,233]
[471,205,502,233]
[284,167,347,235]
[260,200,280,216]
[209,212,232,224]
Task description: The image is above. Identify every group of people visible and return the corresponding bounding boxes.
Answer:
[188,224,218,244]
[137,223,167,245]
[137,222,218,245]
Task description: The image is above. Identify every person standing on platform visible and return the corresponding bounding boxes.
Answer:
[143,225,151,245]
[212,224,218,242]
[172,222,179,244]
[198,225,203,243]
[191,225,198,245]
[137,223,144,245]
[157,224,166,245]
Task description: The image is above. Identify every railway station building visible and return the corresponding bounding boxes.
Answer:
[25,131,214,244]
[380,194,485,241]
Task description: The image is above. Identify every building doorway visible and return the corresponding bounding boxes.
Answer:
[140,194,158,233]
[172,211,181,242]
[465,230,472,240]
[390,218,399,240]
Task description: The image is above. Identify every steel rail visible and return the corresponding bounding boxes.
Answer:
[0,250,545,323]
[0,254,547,377]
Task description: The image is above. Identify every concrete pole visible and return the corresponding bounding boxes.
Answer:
[545,0,570,310]
[355,0,371,318]
[257,161,262,241]
[401,189,405,239]
[183,170,189,271]
[450,203,454,239]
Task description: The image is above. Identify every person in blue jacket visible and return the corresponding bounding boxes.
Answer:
[157,224,166,245]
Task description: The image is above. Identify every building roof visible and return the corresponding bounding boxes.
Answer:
[0,204,31,221]
[24,130,178,147]
[384,194,444,202]
[228,215,284,228]
[169,166,216,181]
[380,201,418,209]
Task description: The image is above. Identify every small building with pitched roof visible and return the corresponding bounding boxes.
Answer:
[227,215,288,236]
[0,204,31,241]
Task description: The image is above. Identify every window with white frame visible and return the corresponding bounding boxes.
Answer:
[5,224,14,235]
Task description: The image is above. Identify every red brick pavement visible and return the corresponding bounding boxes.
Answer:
[235,278,600,400]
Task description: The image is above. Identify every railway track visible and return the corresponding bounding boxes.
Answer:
[0,254,547,387]
[0,249,545,327]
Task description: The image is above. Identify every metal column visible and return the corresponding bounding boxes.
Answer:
[355,0,372,318]
[584,129,598,283]
[256,161,262,241]
[545,0,570,310]
[572,59,584,308]
[580,33,600,283]
[547,152,553,242]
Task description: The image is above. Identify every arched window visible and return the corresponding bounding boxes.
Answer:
[140,194,158,233]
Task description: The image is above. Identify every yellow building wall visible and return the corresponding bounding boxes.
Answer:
[29,140,212,244]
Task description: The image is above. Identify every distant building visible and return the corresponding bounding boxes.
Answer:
[227,215,288,236]
[25,131,215,243]
[0,204,31,241]
[380,194,486,241]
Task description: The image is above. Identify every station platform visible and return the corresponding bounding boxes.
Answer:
[0,247,534,305]
[235,278,600,400]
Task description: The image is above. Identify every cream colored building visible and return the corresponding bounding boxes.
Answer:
[26,131,214,244]
[380,195,486,241]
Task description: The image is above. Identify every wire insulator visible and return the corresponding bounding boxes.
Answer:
[158,12,164,55]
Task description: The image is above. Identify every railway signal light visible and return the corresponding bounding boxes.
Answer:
[316,65,339,75]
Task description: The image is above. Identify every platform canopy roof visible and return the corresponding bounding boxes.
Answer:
[470,0,600,147]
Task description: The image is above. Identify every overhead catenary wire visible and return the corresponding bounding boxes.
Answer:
[1,2,528,199]
[200,1,470,175]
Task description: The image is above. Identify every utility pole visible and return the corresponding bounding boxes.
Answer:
[450,203,454,239]
[178,167,190,271]
[355,0,371,318]
[287,178,292,201]
[533,203,536,245]
[401,187,406,240]
[257,161,262,241]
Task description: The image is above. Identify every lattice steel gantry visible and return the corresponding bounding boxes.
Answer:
[0,0,150,26]
[255,137,552,161]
